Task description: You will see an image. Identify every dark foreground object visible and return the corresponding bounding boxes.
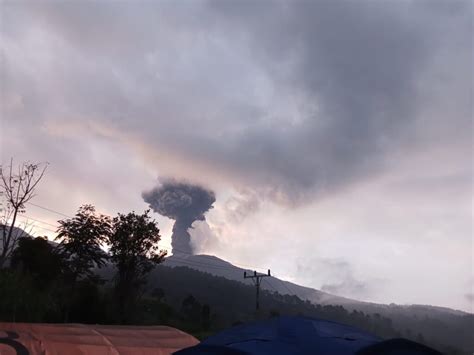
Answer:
[175,316,442,355]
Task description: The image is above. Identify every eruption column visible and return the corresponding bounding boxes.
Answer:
[142,180,215,255]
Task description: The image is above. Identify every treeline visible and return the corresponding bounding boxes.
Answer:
[0,204,167,325]
[146,265,471,355]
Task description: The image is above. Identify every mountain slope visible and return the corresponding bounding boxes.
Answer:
[148,261,473,355]
[163,254,470,319]
[164,254,353,305]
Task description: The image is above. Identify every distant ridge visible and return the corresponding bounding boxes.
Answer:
[163,253,470,317]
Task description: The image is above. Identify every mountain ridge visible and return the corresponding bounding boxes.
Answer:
[163,253,470,317]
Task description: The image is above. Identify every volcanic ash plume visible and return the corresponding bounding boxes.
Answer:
[142,180,216,255]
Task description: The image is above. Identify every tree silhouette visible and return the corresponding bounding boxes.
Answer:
[181,294,202,324]
[201,304,211,330]
[11,236,63,287]
[0,159,48,267]
[56,204,111,281]
[109,210,167,323]
[4,236,63,322]
[55,204,111,322]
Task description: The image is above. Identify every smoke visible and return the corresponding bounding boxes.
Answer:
[142,180,216,255]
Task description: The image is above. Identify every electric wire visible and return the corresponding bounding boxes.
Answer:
[12,202,299,297]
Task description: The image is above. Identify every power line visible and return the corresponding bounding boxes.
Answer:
[222,259,269,273]
[279,277,298,297]
[26,202,72,218]
[6,219,229,272]
[163,257,234,272]
[21,215,58,228]
[15,222,56,234]
[15,215,57,233]
[19,202,299,297]
[20,203,267,274]
[11,203,282,287]
[7,218,263,277]
[13,211,300,301]
[159,246,257,272]
[263,278,277,293]
[30,225,57,234]
[163,244,269,273]
[157,245,277,282]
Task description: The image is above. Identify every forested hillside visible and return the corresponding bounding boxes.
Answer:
[1,253,472,354]
[147,265,473,355]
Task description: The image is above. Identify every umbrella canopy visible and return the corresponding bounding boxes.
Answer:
[175,316,441,355]
[0,322,199,355]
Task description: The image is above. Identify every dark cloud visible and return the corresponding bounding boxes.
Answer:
[142,180,215,255]
[2,0,471,206]
[204,0,472,202]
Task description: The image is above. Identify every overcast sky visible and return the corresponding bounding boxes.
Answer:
[1,0,472,312]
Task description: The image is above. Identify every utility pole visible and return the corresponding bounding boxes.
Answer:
[244,270,271,312]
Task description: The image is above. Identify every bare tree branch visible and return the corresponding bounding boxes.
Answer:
[0,158,48,268]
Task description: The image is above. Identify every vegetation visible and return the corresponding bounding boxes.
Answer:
[56,204,111,281]
[0,203,472,355]
[147,265,473,354]
[0,159,48,267]
[109,210,167,322]
[1,203,168,325]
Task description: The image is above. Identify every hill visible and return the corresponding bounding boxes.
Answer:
[3,230,471,354]
[164,254,352,305]
[163,254,469,317]
[155,254,472,354]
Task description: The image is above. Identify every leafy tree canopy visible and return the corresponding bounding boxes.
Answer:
[109,209,167,280]
[11,236,63,286]
[109,209,167,322]
[56,204,111,280]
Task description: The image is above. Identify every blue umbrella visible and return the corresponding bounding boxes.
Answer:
[175,316,441,355]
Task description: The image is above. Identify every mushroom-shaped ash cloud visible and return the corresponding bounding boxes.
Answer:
[142,180,216,255]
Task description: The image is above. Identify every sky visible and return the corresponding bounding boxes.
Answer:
[0,0,472,312]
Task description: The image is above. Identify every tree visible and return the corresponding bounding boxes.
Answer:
[0,159,48,267]
[201,304,211,330]
[181,294,202,325]
[109,210,167,323]
[151,287,165,302]
[56,204,111,281]
[11,236,63,287]
[55,204,111,322]
[4,236,63,322]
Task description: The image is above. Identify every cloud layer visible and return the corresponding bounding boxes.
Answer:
[3,0,470,202]
[1,0,471,311]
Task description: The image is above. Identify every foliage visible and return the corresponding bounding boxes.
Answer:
[10,236,63,288]
[56,204,111,280]
[181,295,203,325]
[108,210,167,322]
[147,265,473,355]
[68,277,107,324]
[0,268,61,323]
